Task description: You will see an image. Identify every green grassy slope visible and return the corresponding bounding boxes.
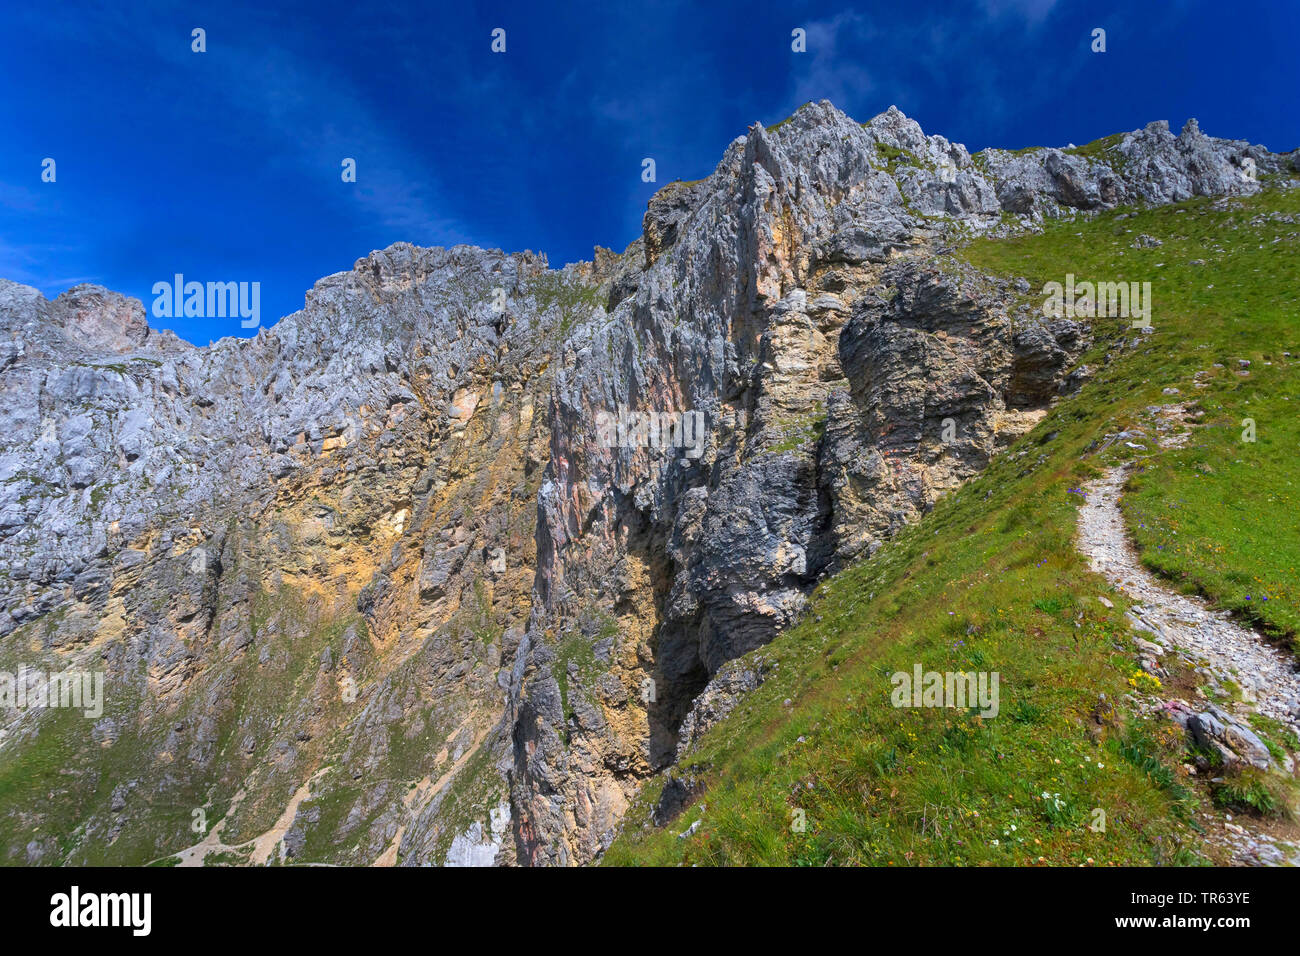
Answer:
[604,185,1300,866]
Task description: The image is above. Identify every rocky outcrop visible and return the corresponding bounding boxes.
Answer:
[978,118,1271,219]
[1,100,1289,866]
[819,260,1087,563]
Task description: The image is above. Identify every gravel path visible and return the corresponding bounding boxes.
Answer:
[1077,464,1300,866]
[1078,467,1300,730]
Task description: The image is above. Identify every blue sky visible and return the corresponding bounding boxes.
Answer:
[2,0,1295,344]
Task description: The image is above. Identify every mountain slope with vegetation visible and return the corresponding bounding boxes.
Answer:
[1,102,1295,866]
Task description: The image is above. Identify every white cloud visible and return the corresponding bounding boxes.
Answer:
[791,12,878,110]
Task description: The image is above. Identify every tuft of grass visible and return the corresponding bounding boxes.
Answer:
[875,142,923,174]
[526,272,603,339]
[1063,132,1131,173]
[1211,772,1281,817]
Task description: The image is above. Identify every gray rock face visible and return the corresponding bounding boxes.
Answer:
[673,654,772,762]
[0,100,1289,866]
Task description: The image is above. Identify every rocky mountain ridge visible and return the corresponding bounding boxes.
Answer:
[1,101,1291,865]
